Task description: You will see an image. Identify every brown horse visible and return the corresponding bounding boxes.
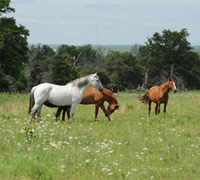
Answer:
[138,78,177,116]
[44,87,119,121]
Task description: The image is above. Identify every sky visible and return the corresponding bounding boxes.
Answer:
[8,0,200,45]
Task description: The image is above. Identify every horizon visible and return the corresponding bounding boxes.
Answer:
[28,43,200,47]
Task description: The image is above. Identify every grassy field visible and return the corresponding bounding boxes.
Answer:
[0,91,200,179]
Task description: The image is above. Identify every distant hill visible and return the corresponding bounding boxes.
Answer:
[93,45,200,54]
[92,45,133,53]
[29,44,200,54]
[192,46,200,54]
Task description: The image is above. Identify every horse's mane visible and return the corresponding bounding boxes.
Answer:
[103,88,113,96]
[160,81,170,92]
[69,75,91,88]
[103,88,118,103]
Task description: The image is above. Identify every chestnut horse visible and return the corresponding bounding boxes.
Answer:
[138,78,177,116]
[44,87,119,121]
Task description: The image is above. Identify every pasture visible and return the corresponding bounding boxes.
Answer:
[0,91,200,179]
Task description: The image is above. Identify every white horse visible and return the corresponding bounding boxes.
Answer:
[28,73,103,124]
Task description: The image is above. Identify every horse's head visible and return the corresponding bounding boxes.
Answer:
[105,104,119,117]
[168,77,177,93]
[89,73,103,92]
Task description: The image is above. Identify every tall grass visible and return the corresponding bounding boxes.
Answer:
[0,91,200,179]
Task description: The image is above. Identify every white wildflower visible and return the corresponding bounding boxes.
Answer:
[113,162,119,166]
[132,168,137,172]
[49,142,58,149]
[85,159,90,163]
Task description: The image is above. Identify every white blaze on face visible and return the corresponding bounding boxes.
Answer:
[173,82,177,91]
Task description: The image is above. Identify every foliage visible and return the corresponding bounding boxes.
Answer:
[0,16,29,92]
[57,44,79,58]
[1,20,200,92]
[50,44,108,86]
[27,45,56,90]
[76,64,109,88]
[0,0,14,15]
[105,51,143,92]
[139,29,200,89]
[51,54,78,85]
[0,92,200,179]
[77,44,96,66]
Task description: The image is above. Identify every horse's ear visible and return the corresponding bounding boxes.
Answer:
[169,77,172,81]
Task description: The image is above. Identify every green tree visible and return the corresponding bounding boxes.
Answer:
[0,1,29,92]
[27,45,55,90]
[105,51,143,92]
[77,44,96,66]
[139,29,200,89]
[57,44,79,58]
[51,54,78,85]
[0,0,14,15]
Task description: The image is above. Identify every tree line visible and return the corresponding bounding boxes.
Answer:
[1,1,200,93]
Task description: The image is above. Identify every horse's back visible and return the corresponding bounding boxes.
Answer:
[34,83,54,96]
[81,86,103,104]
[33,83,72,106]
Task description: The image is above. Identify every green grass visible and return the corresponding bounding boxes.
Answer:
[0,91,200,179]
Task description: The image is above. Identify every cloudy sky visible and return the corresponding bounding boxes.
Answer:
[9,0,200,45]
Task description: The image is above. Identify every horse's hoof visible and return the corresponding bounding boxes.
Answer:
[108,117,112,121]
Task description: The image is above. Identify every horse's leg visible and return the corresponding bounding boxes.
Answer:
[62,107,67,122]
[95,104,100,121]
[55,107,62,121]
[37,105,43,123]
[27,103,40,124]
[69,103,78,123]
[66,106,71,120]
[157,101,161,114]
[164,101,168,116]
[148,101,152,117]
[155,104,158,115]
[100,104,111,121]
[27,110,36,124]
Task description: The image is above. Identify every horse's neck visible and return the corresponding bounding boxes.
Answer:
[160,83,170,95]
[80,83,90,95]
[103,90,117,104]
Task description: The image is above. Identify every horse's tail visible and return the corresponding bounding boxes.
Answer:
[138,92,149,104]
[29,86,36,113]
